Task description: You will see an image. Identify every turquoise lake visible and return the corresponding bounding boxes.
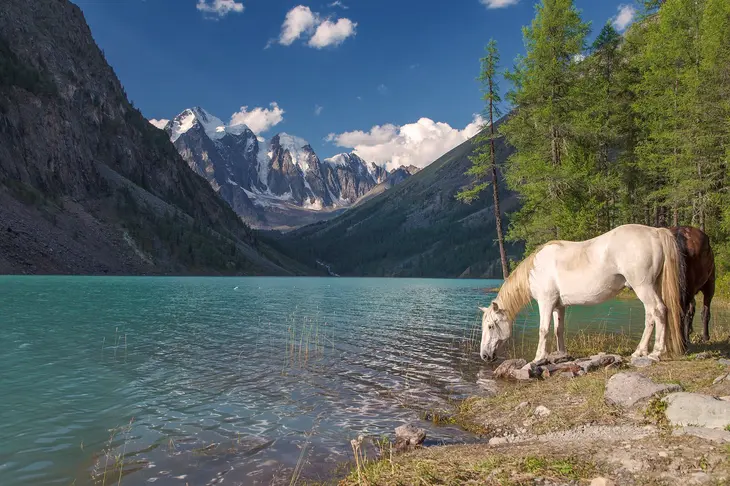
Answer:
[0,276,648,485]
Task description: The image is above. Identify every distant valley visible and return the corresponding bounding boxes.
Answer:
[154,107,419,230]
[273,119,525,279]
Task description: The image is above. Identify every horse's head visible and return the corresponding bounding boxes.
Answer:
[479,301,511,361]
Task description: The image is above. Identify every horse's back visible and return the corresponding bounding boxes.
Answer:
[537,225,670,304]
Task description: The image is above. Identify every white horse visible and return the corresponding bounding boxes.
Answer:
[479,224,685,363]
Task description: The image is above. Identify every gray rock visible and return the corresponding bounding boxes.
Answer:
[493,359,527,379]
[672,426,730,443]
[630,356,655,368]
[534,405,551,418]
[577,353,622,373]
[394,423,426,453]
[488,436,508,445]
[590,479,616,486]
[688,472,712,484]
[692,351,713,360]
[663,392,730,429]
[605,373,683,408]
[718,358,730,367]
[476,378,499,397]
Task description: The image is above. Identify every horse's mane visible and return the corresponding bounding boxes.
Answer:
[496,242,558,320]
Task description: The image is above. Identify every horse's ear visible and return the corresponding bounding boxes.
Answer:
[478,306,489,314]
[491,301,500,312]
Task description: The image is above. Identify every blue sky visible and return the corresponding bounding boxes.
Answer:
[74,0,638,167]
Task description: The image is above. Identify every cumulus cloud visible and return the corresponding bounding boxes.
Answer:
[326,115,486,170]
[613,4,636,32]
[480,0,519,9]
[149,119,169,129]
[279,5,319,45]
[229,102,285,134]
[196,0,244,18]
[278,5,356,48]
[314,105,324,116]
[309,18,357,48]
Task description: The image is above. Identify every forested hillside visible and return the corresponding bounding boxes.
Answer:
[498,0,730,295]
[276,128,523,278]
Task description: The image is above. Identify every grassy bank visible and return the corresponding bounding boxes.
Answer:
[336,309,730,486]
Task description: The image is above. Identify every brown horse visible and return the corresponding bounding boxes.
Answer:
[671,226,715,345]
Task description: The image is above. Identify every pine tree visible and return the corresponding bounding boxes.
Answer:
[458,39,510,278]
[500,0,590,250]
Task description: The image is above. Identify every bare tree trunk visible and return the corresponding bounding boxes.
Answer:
[489,78,509,279]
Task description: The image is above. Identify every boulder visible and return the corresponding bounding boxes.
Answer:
[630,356,655,368]
[718,358,730,367]
[493,359,527,379]
[394,423,426,453]
[605,372,682,408]
[663,392,730,429]
[672,426,730,444]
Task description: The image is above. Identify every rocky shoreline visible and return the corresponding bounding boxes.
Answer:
[339,351,730,485]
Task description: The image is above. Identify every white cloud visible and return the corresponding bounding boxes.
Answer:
[329,1,348,8]
[309,18,357,48]
[573,53,586,63]
[149,119,169,129]
[314,105,324,116]
[279,5,319,46]
[196,0,244,18]
[326,115,486,170]
[229,102,285,134]
[613,4,636,32]
[278,5,356,48]
[377,84,389,95]
[479,0,519,9]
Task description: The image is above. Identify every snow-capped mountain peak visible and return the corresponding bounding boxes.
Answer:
[159,107,416,229]
[169,107,227,143]
[169,107,256,143]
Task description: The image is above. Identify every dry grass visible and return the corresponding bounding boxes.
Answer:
[456,367,625,437]
[338,444,603,486]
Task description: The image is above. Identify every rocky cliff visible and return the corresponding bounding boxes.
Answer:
[0,0,304,275]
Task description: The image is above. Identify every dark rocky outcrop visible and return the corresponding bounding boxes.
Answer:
[0,0,303,275]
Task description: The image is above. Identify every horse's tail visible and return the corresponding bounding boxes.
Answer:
[658,228,686,356]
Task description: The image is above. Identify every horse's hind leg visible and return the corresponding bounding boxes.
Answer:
[632,285,664,359]
[701,273,715,342]
[685,298,696,343]
[553,306,566,354]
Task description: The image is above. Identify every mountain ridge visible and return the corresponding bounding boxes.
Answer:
[159,107,417,230]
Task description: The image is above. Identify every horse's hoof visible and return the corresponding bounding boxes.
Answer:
[632,351,648,358]
[648,352,661,362]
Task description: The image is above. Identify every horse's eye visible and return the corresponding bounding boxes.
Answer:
[488,324,494,330]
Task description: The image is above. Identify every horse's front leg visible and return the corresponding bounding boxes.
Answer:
[553,306,566,354]
[533,301,554,363]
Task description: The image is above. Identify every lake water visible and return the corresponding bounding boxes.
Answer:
[0,276,648,485]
